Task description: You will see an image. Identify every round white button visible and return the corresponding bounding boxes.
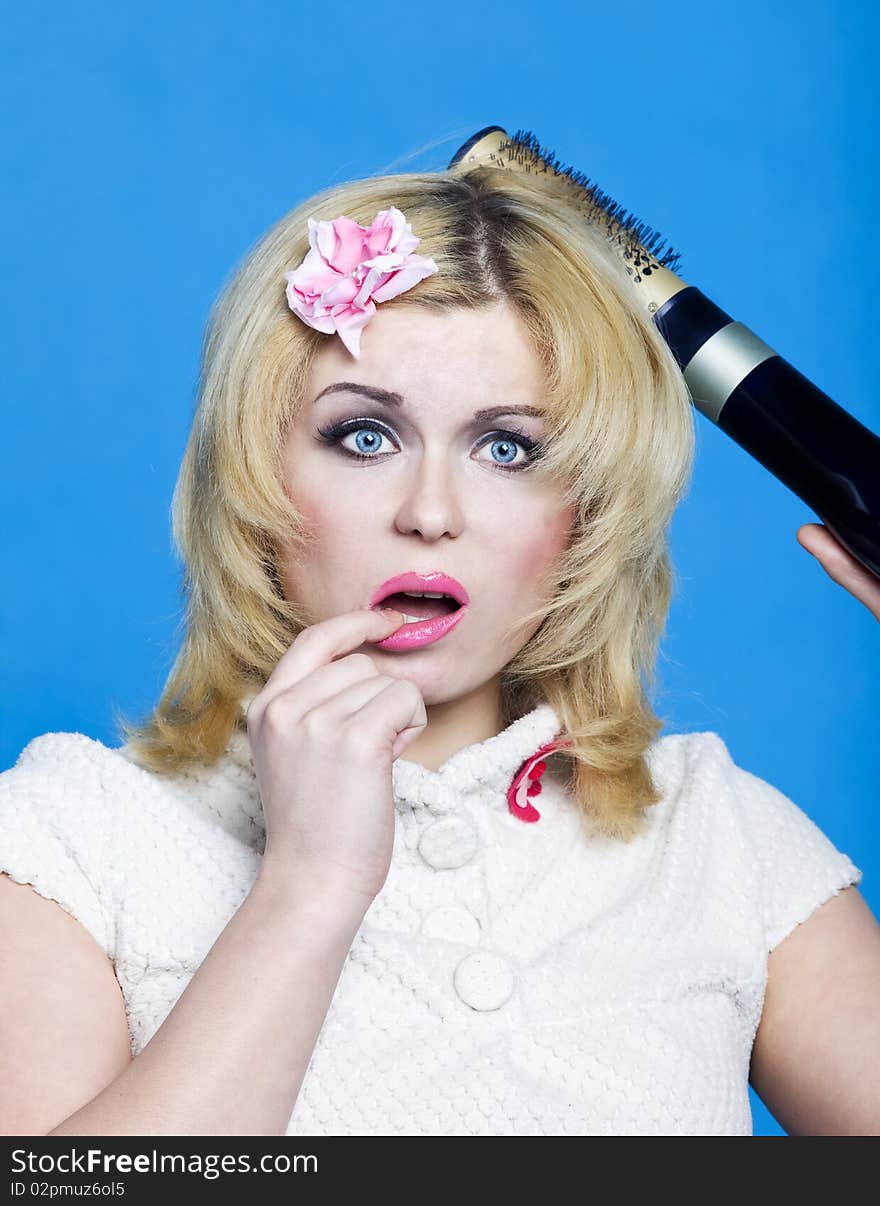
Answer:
[453,951,516,1011]
[418,815,480,870]
[420,905,481,946]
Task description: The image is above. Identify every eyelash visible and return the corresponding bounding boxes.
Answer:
[315,418,541,474]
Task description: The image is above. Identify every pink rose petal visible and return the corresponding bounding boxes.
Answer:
[371,256,438,302]
[334,304,375,358]
[284,206,438,358]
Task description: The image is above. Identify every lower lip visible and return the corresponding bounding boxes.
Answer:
[373,605,468,650]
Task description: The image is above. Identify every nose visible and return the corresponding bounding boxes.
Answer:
[392,453,465,540]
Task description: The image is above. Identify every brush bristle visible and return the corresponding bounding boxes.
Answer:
[495,128,684,276]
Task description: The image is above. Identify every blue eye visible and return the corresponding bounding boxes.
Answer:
[315,419,540,474]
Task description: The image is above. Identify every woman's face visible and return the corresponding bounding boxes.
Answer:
[278,299,576,707]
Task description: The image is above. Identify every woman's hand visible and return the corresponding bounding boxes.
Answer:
[246,607,427,910]
[797,522,880,622]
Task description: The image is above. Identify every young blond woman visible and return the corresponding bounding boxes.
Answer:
[2,164,878,1137]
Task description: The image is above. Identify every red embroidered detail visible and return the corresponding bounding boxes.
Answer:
[506,736,573,823]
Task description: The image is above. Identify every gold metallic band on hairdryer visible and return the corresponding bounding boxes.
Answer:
[682,322,778,423]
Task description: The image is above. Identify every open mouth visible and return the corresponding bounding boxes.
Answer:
[378,591,462,620]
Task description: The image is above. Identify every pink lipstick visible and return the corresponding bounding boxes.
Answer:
[369,571,470,651]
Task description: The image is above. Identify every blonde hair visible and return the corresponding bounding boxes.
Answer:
[115,163,695,843]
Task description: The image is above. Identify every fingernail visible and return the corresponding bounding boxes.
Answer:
[378,607,406,623]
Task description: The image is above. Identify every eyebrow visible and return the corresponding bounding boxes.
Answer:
[311,382,545,423]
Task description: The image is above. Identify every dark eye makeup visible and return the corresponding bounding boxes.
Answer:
[314,417,543,474]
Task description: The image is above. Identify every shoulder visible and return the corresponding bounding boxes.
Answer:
[3,727,264,849]
[0,730,199,849]
[0,731,142,963]
[1,730,146,807]
[652,728,862,955]
[643,728,741,826]
[674,729,853,857]
[9,729,129,772]
[650,727,835,841]
[647,727,723,784]
[0,732,155,873]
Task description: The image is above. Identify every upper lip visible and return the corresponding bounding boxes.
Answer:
[369,571,470,609]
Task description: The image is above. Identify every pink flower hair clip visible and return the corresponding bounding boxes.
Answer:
[283,206,439,358]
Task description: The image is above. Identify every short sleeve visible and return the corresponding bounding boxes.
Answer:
[706,733,863,953]
[0,733,116,962]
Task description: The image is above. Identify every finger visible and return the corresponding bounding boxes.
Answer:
[349,678,428,749]
[797,523,840,561]
[799,525,880,619]
[302,673,414,735]
[259,653,391,726]
[250,608,406,722]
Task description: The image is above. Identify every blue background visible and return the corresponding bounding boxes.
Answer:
[2,1,877,1136]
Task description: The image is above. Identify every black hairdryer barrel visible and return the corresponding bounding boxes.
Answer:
[655,286,880,581]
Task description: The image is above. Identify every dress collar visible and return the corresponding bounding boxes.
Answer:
[228,695,569,822]
[391,702,568,821]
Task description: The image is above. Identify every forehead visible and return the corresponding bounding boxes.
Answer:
[303,301,547,406]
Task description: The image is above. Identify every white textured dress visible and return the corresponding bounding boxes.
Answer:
[0,701,863,1136]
